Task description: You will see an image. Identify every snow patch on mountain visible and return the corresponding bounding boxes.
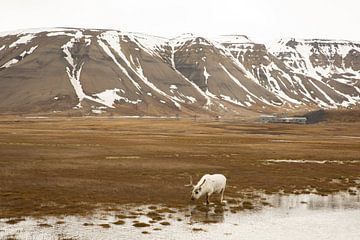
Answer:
[214,35,252,44]
[97,31,142,91]
[1,45,38,68]
[94,89,142,106]
[203,67,210,85]
[126,32,168,57]
[9,34,36,48]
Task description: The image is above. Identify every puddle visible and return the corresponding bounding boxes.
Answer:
[263,159,360,164]
[1,191,360,240]
[269,139,296,143]
[105,156,141,160]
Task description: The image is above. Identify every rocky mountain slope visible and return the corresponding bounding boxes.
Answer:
[0,28,359,116]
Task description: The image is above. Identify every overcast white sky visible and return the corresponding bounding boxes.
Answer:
[0,0,359,43]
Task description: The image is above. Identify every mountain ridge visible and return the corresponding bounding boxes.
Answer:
[0,28,359,116]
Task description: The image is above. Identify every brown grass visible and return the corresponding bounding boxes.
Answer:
[0,116,359,218]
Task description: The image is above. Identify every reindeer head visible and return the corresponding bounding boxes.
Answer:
[185,176,206,200]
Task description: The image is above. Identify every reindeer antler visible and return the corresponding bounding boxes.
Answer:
[184,176,194,187]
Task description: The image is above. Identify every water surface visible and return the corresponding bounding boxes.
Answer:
[1,191,360,240]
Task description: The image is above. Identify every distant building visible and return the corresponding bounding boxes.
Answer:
[260,115,307,124]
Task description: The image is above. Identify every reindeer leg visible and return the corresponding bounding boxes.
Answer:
[220,187,227,204]
[206,192,214,205]
[220,188,225,203]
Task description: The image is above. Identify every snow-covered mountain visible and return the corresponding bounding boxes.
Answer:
[0,28,359,116]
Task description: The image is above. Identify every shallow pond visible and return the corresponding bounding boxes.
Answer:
[1,190,360,240]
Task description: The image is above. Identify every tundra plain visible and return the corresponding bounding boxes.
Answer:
[0,116,360,219]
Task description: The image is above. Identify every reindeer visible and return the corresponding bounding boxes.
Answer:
[185,174,226,205]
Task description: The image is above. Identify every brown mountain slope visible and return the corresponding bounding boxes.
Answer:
[0,28,359,116]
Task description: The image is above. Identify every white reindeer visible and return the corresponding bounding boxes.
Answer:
[185,174,226,205]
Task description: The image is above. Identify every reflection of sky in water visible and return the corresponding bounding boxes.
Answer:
[265,191,360,211]
[1,191,360,240]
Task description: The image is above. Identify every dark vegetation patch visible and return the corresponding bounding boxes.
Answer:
[146,211,163,221]
[242,201,254,210]
[3,235,17,240]
[116,214,136,219]
[159,221,170,226]
[38,223,52,228]
[202,219,219,224]
[133,222,150,228]
[5,218,25,225]
[98,224,111,228]
[192,227,206,232]
[112,220,125,225]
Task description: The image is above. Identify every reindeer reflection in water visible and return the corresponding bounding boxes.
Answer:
[185,174,227,223]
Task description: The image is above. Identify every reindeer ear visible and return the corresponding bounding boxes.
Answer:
[199,179,206,187]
